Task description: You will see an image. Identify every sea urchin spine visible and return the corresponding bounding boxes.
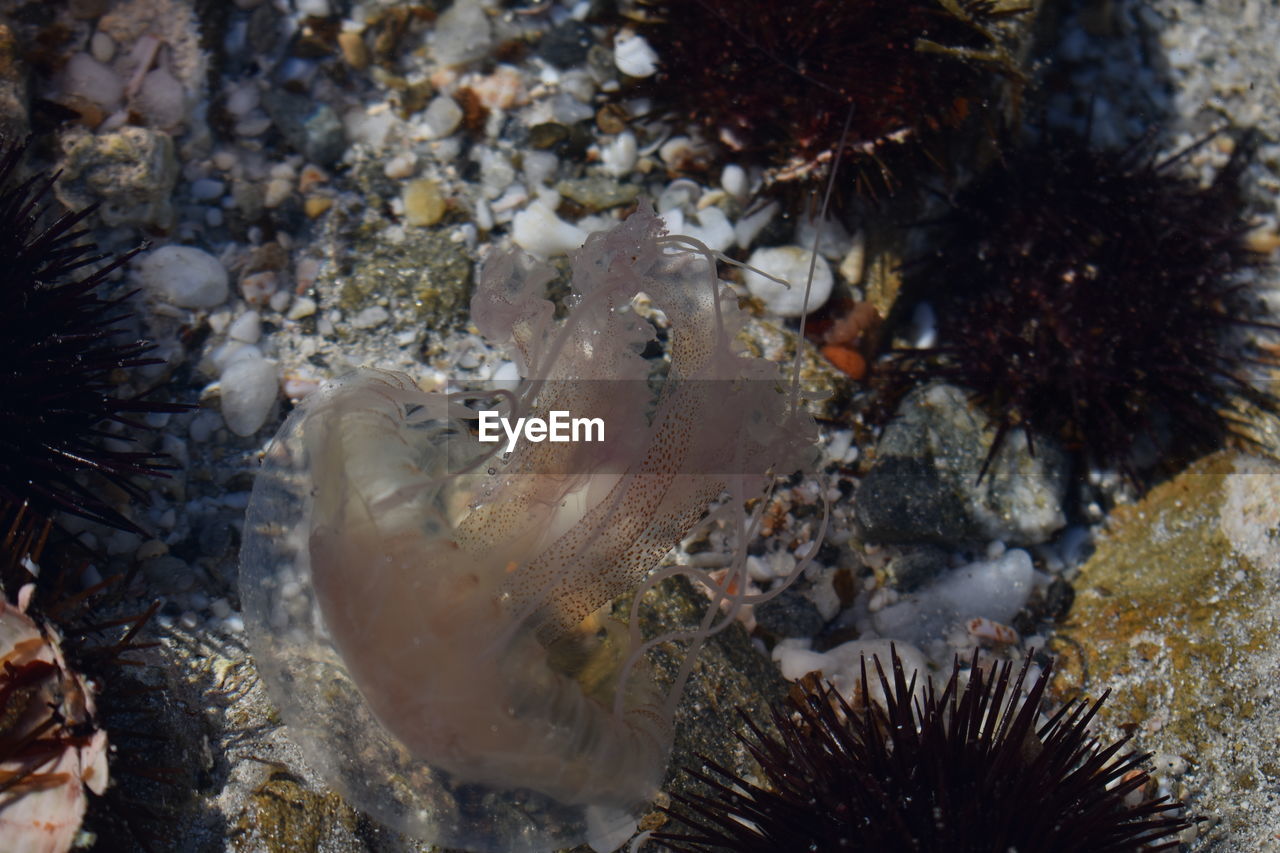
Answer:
[659,648,1195,852]
[0,137,189,535]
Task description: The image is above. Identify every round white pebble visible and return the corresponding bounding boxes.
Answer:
[351,305,390,329]
[614,32,658,78]
[422,95,463,139]
[721,163,748,200]
[220,357,278,436]
[227,310,262,344]
[742,246,833,317]
[62,53,124,110]
[511,201,588,256]
[135,245,230,308]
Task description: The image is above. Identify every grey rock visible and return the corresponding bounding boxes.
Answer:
[537,20,594,69]
[855,383,1068,548]
[0,22,29,143]
[261,89,345,166]
[754,584,827,638]
[55,126,179,228]
[883,544,952,592]
[555,175,640,212]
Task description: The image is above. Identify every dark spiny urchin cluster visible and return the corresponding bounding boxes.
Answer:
[0,138,188,535]
[630,0,1023,196]
[658,649,1195,852]
[881,129,1277,480]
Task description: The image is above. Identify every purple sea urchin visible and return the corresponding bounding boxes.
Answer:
[658,648,1194,852]
[882,129,1277,480]
[631,0,1024,196]
[0,138,188,535]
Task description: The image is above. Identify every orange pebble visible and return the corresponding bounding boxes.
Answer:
[821,344,866,380]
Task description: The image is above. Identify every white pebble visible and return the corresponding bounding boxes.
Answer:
[225,83,259,118]
[90,32,116,64]
[871,549,1043,644]
[721,163,748,200]
[522,150,558,187]
[422,95,463,139]
[614,32,659,78]
[137,67,186,129]
[227,310,262,344]
[240,271,279,306]
[432,0,492,66]
[734,200,778,249]
[188,410,222,442]
[351,305,390,329]
[190,178,225,200]
[263,177,293,208]
[135,245,230,308]
[383,151,417,179]
[220,356,279,436]
[742,246,834,317]
[269,290,292,313]
[511,201,588,256]
[772,638,931,708]
[600,131,638,177]
[62,53,123,110]
[683,205,734,254]
[295,0,329,14]
[287,296,318,319]
[235,112,272,137]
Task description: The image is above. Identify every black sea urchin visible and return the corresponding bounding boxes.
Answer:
[0,138,186,535]
[883,129,1277,479]
[631,0,1023,196]
[658,649,1194,852]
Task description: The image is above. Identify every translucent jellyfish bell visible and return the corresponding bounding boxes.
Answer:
[239,372,655,853]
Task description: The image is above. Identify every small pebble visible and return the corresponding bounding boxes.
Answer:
[263,177,293,208]
[297,164,329,194]
[190,178,225,200]
[137,67,186,129]
[269,290,291,313]
[614,32,659,78]
[511,201,588,256]
[240,270,279,306]
[227,310,262,344]
[351,305,390,329]
[743,246,834,317]
[62,53,123,110]
[225,83,259,117]
[89,31,116,64]
[431,0,492,66]
[600,131,637,177]
[287,296,318,320]
[338,31,369,70]
[220,356,279,436]
[403,179,446,226]
[188,410,222,442]
[384,151,417,179]
[135,245,230,308]
[721,163,748,200]
[422,95,463,139]
[304,196,333,218]
[472,65,526,110]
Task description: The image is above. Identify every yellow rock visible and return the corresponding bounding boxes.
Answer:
[304,196,333,218]
[1051,451,1280,848]
[402,178,445,227]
